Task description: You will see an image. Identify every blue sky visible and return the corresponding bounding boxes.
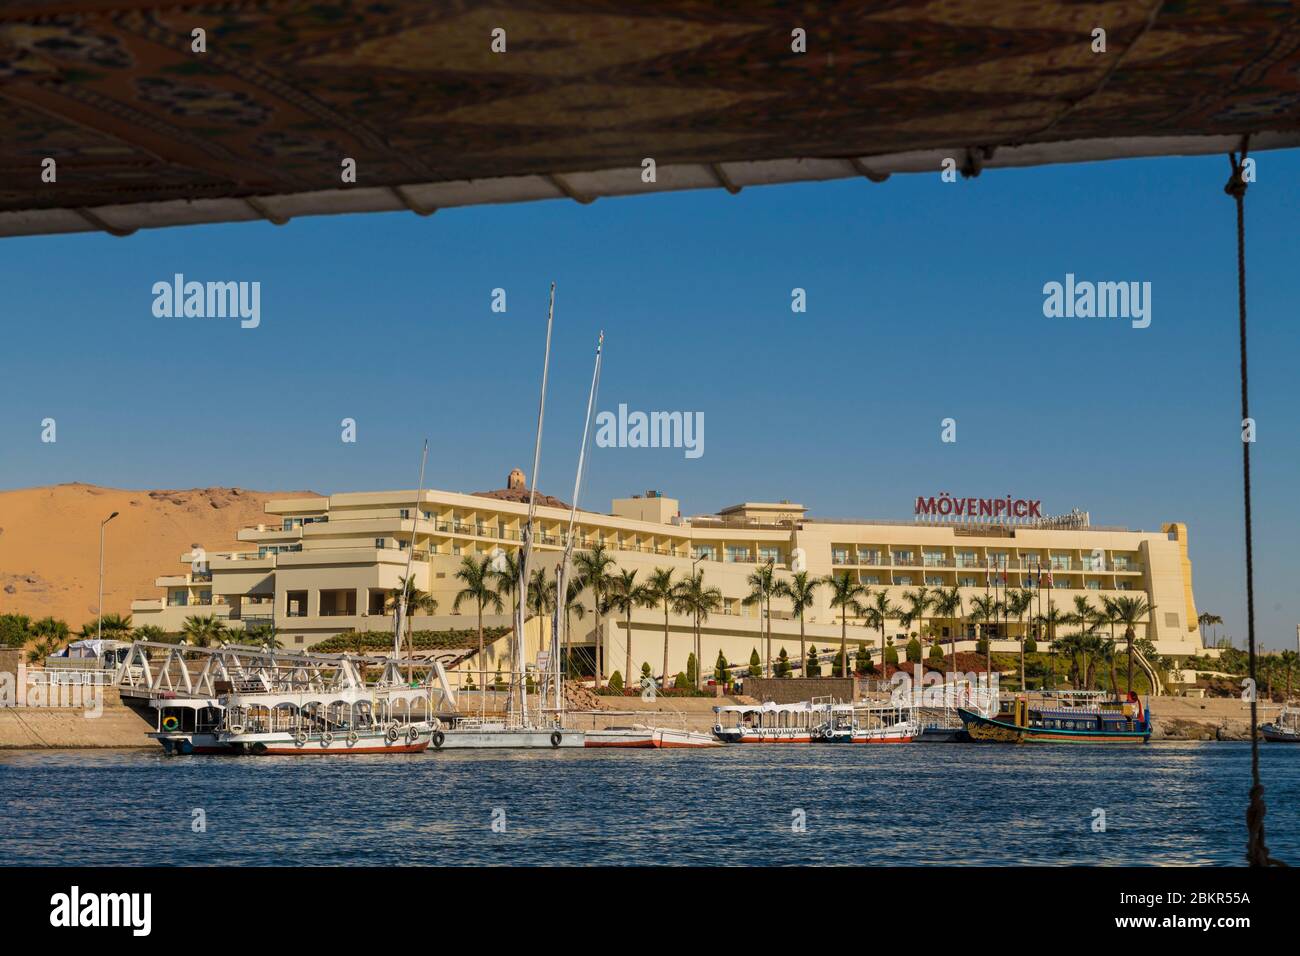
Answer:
[2,151,1297,649]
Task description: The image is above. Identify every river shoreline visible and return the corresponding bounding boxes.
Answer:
[0,695,1269,749]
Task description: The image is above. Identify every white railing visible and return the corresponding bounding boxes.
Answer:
[25,668,117,688]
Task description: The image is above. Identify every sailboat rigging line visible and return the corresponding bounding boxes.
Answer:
[513,283,556,726]
[1225,139,1284,867]
[395,439,429,661]
[554,330,605,716]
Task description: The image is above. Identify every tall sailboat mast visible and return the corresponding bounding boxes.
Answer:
[513,283,556,725]
[394,439,430,661]
[554,329,604,716]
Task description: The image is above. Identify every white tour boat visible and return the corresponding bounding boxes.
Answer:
[584,725,720,748]
[713,697,918,744]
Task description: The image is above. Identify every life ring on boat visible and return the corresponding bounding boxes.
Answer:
[386,726,400,743]
[251,742,268,756]
[321,732,333,746]
[550,731,563,748]
[161,715,180,732]
[432,731,445,749]
[228,723,244,735]
[347,731,359,745]
[406,726,420,743]
[294,731,308,746]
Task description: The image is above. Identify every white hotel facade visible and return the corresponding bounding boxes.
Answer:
[131,471,1208,677]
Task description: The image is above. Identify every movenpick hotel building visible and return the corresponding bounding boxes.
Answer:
[132,471,1207,676]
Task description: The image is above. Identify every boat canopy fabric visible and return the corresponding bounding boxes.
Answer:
[2,1,1299,237]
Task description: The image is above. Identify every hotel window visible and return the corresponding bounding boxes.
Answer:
[1117,581,1131,591]
[421,510,433,521]
[1051,554,1072,570]
[1113,556,1131,570]
[956,551,977,568]
[925,576,944,587]
[923,550,944,567]
[832,548,849,564]
[399,508,411,519]
[894,550,914,565]
[896,575,913,585]
[959,577,977,588]
[725,546,751,563]
[694,545,717,562]
[858,549,880,564]
[1086,581,1101,591]
[375,538,386,549]
[758,546,781,564]
[863,576,880,585]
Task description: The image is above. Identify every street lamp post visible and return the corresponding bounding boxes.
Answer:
[97,512,119,642]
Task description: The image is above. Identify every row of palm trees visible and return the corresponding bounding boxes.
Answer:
[448,545,726,691]
[445,548,1160,693]
[735,567,1155,692]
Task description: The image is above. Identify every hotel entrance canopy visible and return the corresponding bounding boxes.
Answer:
[2,1,1298,237]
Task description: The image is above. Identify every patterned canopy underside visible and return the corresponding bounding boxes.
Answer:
[2,0,1298,236]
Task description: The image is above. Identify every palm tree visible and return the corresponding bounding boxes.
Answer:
[1111,595,1154,693]
[742,561,781,677]
[1279,650,1298,702]
[969,594,999,679]
[866,591,894,678]
[387,574,438,678]
[181,614,226,648]
[931,587,962,682]
[774,571,820,675]
[1035,603,1067,690]
[1005,589,1034,690]
[134,624,166,643]
[453,555,503,704]
[244,622,281,649]
[1198,611,1224,647]
[673,570,723,689]
[492,551,522,662]
[823,572,867,679]
[1100,636,1120,696]
[30,617,71,650]
[573,544,618,687]
[81,613,132,639]
[900,587,932,663]
[643,567,676,688]
[606,568,652,689]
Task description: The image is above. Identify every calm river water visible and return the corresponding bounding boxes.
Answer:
[2,742,1295,866]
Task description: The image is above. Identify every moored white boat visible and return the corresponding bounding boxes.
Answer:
[713,697,918,744]
[431,719,585,749]
[584,725,720,748]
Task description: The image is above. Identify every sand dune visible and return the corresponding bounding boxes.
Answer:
[0,483,305,629]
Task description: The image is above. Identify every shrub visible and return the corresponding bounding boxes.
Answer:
[884,641,899,667]
[313,627,510,654]
[713,650,729,684]
[686,652,698,687]
[776,647,791,677]
[906,637,923,663]
[674,671,690,690]
[748,647,762,678]
[976,638,989,655]
[1024,636,1037,654]
[607,670,624,693]
[928,642,944,663]
[0,614,30,648]
[854,644,873,675]
[832,649,846,677]
[806,646,821,677]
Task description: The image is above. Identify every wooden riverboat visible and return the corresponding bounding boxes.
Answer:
[959,693,1151,743]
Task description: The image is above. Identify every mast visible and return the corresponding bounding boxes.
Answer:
[394,439,429,663]
[513,283,555,726]
[555,329,604,717]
